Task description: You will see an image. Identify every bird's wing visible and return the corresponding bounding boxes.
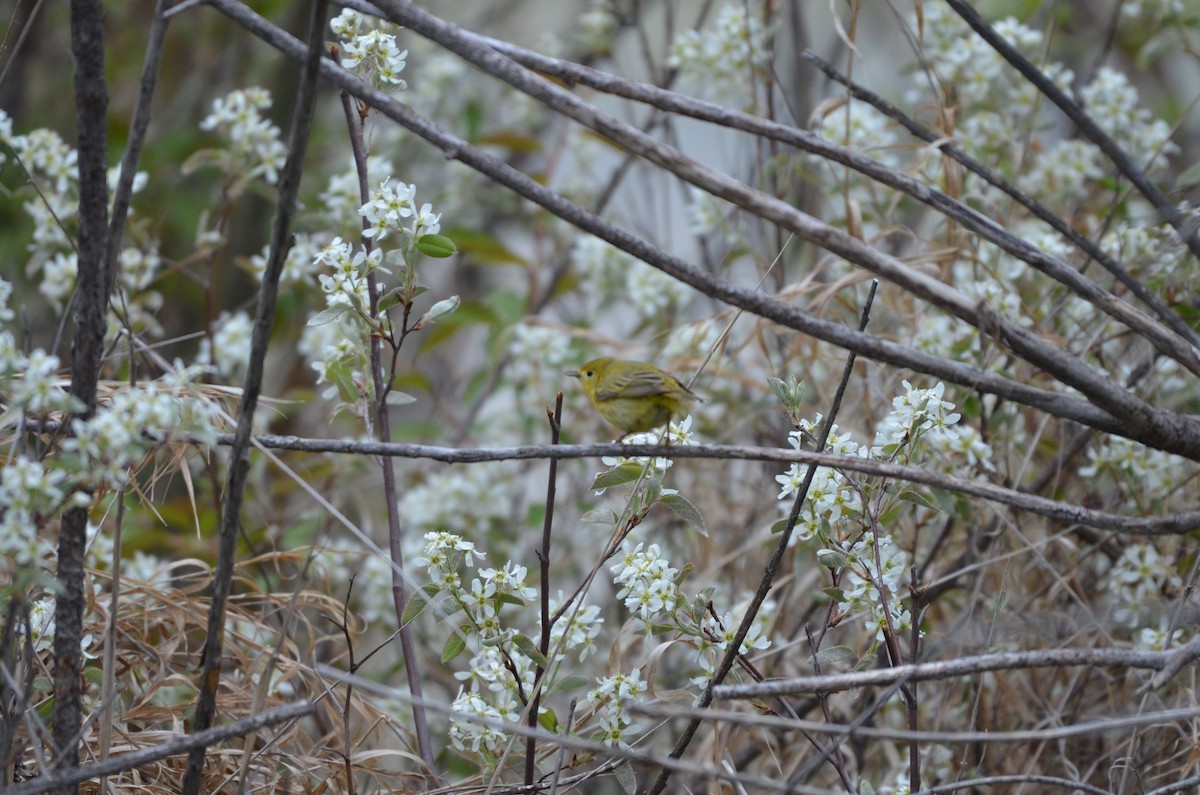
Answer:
[596,370,679,400]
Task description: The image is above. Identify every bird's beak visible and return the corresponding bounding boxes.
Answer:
[564,369,580,378]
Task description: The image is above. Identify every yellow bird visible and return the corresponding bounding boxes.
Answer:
[566,357,702,434]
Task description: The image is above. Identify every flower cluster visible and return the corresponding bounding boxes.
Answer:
[505,322,573,391]
[1078,436,1194,511]
[587,668,646,749]
[775,381,970,646]
[416,531,603,757]
[666,4,773,103]
[360,178,441,243]
[66,371,219,491]
[610,542,682,621]
[1080,66,1178,171]
[691,602,773,688]
[1,113,156,320]
[198,87,288,186]
[602,415,699,474]
[775,416,865,541]
[840,533,913,642]
[330,9,409,90]
[571,235,690,320]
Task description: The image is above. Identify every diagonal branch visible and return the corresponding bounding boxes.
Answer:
[182,0,1200,461]
[444,27,1200,374]
[943,0,1200,262]
[364,0,1191,437]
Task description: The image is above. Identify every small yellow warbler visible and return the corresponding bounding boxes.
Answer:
[566,357,702,434]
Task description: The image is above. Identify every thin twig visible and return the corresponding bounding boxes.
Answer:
[526,393,563,785]
[4,702,315,795]
[713,642,1200,699]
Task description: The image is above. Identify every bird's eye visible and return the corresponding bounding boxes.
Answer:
[585,370,593,377]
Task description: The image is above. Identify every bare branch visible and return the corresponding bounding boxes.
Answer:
[713,642,1200,699]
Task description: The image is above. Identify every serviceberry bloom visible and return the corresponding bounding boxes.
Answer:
[874,381,960,450]
[448,688,509,753]
[506,322,571,386]
[666,4,773,102]
[414,530,485,591]
[549,595,603,661]
[197,87,287,185]
[9,350,70,413]
[330,9,408,90]
[1106,543,1181,606]
[610,542,681,620]
[588,668,647,749]
[1080,67,1178,170]
[201,310,254,379]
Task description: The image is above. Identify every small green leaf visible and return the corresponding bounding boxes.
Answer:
[441,631,467,663]
[386,390,418,406]
[770,518,792,535]
[810,645,857,666]
[442,227,528,266]
[581,508,619,524]
[590,464,644,491]
[378,287,405,314]
[416,233,457,258]
[897,489,941,512]
[552,674,591,693]
[821,587,846,602]
[401,593,429,625]
[853,652,877,672]
[538,707,557,732]
[496,593,527,608]
[307,305,349,326]
[511,633,549,668]
[661,493,707,536]
[614,762,637,795]
[816,548,849,570]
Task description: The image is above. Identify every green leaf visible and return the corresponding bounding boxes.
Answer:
[386,390,417,406]
[897,489,941,512]
[853,652,877,672]
[590,463,644,491]
[476,130,543,153]
[307,305,350,326]
[496,593,527,608]
[511,633,549,668]
[442,227,528,266]
[581,508,619,524]
[770,518,792,534]
[614,762,637,795]
[401,592,430,625]
[416,233,457,258]
[816,548,849,570]
[821,587,846,602]
[552,674,591,693]
[660,493,707,536]
[538,708,557,733]
[441,631,467,663]
[810,645,857,666]
[378,287,405,314]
